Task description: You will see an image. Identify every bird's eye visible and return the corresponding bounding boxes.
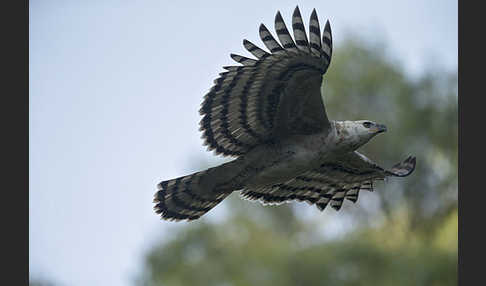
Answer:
[363,122,372,128]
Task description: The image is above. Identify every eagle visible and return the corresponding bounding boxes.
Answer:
[153,6,416,221]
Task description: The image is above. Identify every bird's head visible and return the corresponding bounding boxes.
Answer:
[334,120,387,150]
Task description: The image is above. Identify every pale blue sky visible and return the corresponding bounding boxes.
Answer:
[29,0,457,285]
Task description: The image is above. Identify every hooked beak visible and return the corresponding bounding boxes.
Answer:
[374,123,387,134]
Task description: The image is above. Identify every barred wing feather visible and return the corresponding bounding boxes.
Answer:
[241,152,416,211]
[200,6,333,157]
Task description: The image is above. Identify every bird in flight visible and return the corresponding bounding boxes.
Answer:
[153,6,416,221]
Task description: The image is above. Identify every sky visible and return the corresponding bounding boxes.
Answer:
[29,0,457,285]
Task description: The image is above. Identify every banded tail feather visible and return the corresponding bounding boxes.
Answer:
[154,169,231,221]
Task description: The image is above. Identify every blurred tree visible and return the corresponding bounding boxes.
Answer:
[138,37,457,286]
[323,37,457,233]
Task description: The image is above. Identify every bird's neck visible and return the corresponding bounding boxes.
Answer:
[328,121,364,153]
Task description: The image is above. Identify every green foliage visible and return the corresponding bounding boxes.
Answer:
[138,37,457,286]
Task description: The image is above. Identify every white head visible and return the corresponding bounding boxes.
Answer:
[334,120,387,151]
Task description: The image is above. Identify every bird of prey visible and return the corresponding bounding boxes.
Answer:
[153,6,416,221]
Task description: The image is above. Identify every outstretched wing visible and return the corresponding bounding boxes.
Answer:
[200,6,333,157]
[240,152,416,211]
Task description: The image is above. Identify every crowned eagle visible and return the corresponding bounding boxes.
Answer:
[153,6,416,221]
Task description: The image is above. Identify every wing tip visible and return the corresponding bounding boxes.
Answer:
[388,155,417,177]
[275,10,284,22]
[324,19,331,30]
[293,5,302,17]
